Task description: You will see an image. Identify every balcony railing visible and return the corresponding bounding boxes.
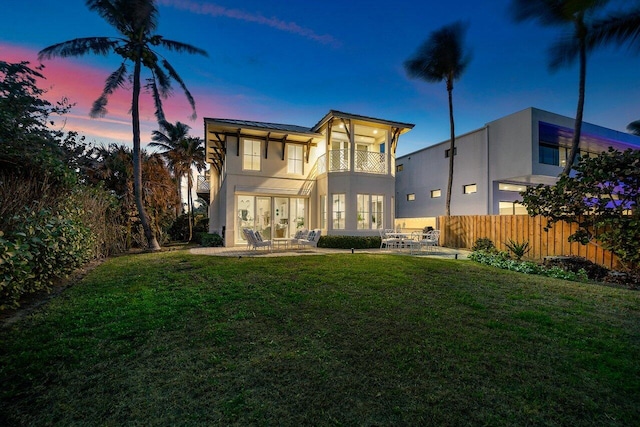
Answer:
[196,175,210,194]
[316,150,387,175]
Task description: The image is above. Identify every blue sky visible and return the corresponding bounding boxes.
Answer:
[2,0,639,156]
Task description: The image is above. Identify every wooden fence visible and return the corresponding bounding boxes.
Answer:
[438,215,620,269]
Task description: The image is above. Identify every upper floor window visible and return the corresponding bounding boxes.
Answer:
[498,183,526,192]
[396,164,404,172]
[463,184,477,194]
[407,193,416,201]
[243,139,261,171]
[431,189,442,198]
[287,144,303,174]
[445,147,457,158]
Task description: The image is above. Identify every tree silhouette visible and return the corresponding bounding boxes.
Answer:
[510,0,609,176]
[405,21,471,216]
[38,0,207,250]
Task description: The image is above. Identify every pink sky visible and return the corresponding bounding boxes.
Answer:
[1,42,239,148]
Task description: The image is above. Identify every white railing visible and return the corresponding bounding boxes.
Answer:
[329,149,350,172]
[355,151,387,174]
[196,175,210,193]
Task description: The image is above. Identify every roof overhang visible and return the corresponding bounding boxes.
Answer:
[311,110,415,134]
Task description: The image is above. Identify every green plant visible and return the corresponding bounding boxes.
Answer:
[471,237,496,252]
[504,239,531,260]
[199,233,223,247]
[317,235,381,249]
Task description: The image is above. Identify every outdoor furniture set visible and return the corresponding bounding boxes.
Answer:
[242,228,322,252]
[380,229,441,255]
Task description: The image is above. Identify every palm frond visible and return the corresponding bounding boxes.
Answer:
[38,37,119,60]
[627,120,640,136]
[158,38,208,57]
[588,8,640,52]
[90,62,128,118]
[161,59,198,119]
[548,33,581,69]
[146,77,166,124]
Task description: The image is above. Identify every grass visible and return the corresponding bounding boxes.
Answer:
[1,251,639,426]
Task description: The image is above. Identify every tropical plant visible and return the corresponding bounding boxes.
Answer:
[150,121,206,241]
[150,120,191,216]
[520,148,640,271]
[504,239,531,260]
[628,120,640,136]
[38,0,207,250]
[510,0,609,177]
[404,21,472,216]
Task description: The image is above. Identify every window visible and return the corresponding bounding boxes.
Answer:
[371,195,384,229]
[498,183,526,192]
[320,195,327,229]
[499,201,528,215]
[287,144,303,174]
[407,193,416,201]
[431,189,441,198]
[332,194,345,229]
[357,194,370,229]
[396,164,404,172]
[445,147,457,158]
[463,184,477,194]
[243,139,261,171]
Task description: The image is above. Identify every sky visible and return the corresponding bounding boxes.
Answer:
[2,0,639,156]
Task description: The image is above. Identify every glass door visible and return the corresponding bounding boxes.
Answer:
[274,197,289,238]
[256,197,271,239]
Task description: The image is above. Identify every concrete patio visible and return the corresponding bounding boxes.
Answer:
[190,245,470,259]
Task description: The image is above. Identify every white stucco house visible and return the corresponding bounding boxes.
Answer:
[200,110,414,247]
[395,107,640,223]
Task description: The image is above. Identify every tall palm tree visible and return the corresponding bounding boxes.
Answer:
[404,21,471,216]
[510,0,609,176]
[150,120,191,217]
[586,5,640,137]
[38,0,207,250]
[180,136,206,241]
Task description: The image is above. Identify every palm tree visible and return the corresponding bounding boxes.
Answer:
[150,120,191,217]
[38,0,207,250]
[404,21,471,216]
[510,0,609,176]
[180,137,206,241]
[586,6,640,137]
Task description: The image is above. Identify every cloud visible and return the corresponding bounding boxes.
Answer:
[158,0,340,47]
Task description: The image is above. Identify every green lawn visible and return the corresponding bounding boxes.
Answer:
[1,252,639,426]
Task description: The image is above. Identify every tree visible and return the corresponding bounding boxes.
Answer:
[586,5,640,137]
[510,0,609,176]
[38,0,207,251]
[150,120,191,217]
[150,121,205,241]
[520,148,640,271]
[404,21,471,216]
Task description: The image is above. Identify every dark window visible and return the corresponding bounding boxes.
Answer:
[396,164,403,172]
[445,147,457,158]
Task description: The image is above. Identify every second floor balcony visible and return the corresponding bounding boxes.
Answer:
[317,150,388,175]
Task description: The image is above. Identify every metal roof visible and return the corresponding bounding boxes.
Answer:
[204,118,319,136]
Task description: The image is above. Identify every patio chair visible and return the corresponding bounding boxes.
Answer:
[380,228,400,250]
[243,228,272,251]
[411,230,440,255]
[298,229,322,248]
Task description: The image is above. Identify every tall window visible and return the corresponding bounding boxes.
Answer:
[372,195,384,229]
[243,139,261,171]
[287,144,303,174]
[332,193,345,229]
[357,194,370,229]
[320,195,327,229]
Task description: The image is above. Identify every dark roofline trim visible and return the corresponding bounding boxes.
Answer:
[311,110,415,132]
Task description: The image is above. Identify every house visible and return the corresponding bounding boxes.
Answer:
[200,110,414,247]
[395,107,640,225]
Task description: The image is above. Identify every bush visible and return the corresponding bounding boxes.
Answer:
[504,239,531,260]
[469,250,588,282]
[199,233,223,247]
[472,237,496,252]
[0,204,94,309]
[317,235,381,249]
[168,214,209,242]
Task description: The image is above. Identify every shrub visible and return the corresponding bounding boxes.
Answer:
[469,250,588,282]
[168,214,209,242]
[317,235,382,249]
[472,237,496,252]
[504,239,531,260]
[199,233,223,247]
[0,204,93,309]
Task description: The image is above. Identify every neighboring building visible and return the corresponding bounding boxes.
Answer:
[396,107,640,222]
[200,111,414,246]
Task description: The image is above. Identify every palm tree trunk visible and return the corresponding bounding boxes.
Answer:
[563,24,587,176]
[445,78,456,217]
[132,56,161,251]
[187,171,193,242]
